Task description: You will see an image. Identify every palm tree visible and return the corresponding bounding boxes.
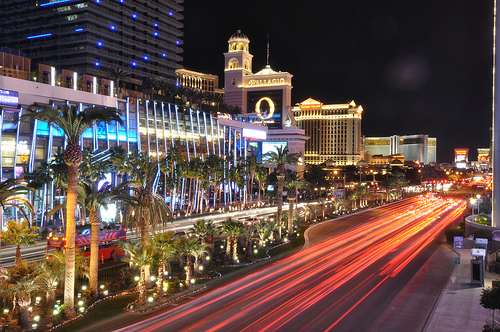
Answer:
[108,67,129,95]
[263,146,300,240]
[285,178,310,234]
[149,232,177,299]
[191,241,210,273]
[190,219,216,246]
[121,240,156,306]
[219,218,244,263]
[349,192,359,210]
[1,275,40,330]
[141,76,158,98]
[126,153,172,246]
[0,179,35,263]
[80,181,134,296]
[254,222,271,248]
[3,220,40,266]
[23,103,123,315]
[109,146,128,185]
[178,236,199,286]
[254,166,268,206]
[35,260,62,307]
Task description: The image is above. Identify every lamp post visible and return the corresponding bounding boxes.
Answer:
[471,198,477,218]
[476,194,481,215]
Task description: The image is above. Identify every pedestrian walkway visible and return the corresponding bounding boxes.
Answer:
[424,248,497,332]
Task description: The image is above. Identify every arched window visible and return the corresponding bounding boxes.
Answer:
[229,58,239,69]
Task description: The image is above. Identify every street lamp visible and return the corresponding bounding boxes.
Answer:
[470,198,477,217]
[476,194,481,215]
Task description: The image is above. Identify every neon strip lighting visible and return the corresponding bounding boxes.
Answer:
[40,0,74,6]
[75,28,83,32]
[27,33,52,39]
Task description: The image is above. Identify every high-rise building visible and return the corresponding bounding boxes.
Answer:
[363,135,437,165]
[292,98,363,166]
[0,0,183,85]
[175,68,224,99]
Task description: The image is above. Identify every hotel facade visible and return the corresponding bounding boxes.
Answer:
[363,135,437,165]
[292,98,363,166]
[0,52,267,227]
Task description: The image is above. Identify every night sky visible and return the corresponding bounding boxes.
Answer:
[181,1,493,164]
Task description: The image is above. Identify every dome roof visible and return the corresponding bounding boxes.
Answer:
[229,30,249,41]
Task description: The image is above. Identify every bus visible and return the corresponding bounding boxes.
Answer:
[46,225,126,262]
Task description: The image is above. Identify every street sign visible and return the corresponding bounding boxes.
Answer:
[455,257,460,265]
[454,236,464,250]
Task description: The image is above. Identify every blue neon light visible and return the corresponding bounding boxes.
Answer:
[169,12,173,16]
[132,62,137,66]
[176,40,180,45]
[40,0,74,6]
[95,62,100,66]
[110,25,116,30]
[154,23,158,27]
[132,14,137,19]
[97,41,103,46]
[162,53,166,57]
[75,28,83,32]
[27,33,52,39]
[143,56,148,61]
[154,32,158,37]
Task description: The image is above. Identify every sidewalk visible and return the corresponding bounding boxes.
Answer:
[424,248,498,332]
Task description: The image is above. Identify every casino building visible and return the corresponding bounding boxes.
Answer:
[292,98,363,166]
[0,49,267,227]
[223,30,309,174]
[363,135,437,165]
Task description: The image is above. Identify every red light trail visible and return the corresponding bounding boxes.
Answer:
[116,196,466,332]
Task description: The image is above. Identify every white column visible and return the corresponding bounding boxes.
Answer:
[493,0,500,227]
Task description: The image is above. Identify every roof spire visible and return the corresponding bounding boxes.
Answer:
[266,34,269,66]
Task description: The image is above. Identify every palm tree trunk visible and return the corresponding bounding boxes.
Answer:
[156,266,164,299]
[226,236,231,258]
[277,175,285,240]
[185,255,192,286]
[89,221,100,296]
[15,245,21,266]
[288,199,294,235]
[139,266,146,305]
[232,236,238,263]
[64,164,78,316]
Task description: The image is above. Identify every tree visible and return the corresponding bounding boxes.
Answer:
[149,232,177,299]
[126,155,172,246]
[481,285,500,330]
[141,76,158,98]
[80,181,134,296]
[23,103,123,315]
[109,146,128,185]
[0,263,39,331]
[35,260,62,307]
[285,178,310,234]
[178,236,200,286]
[121,240,156,306]
[263,146,300,240]
[254,166,268,206]
[190,219,216,246]
[219,218,244,263]
[0,179,35,263]
[107,67,129,95]
[3,220,40,266]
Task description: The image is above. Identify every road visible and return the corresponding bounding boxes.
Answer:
[0,205,287,267]
[111,195,466,332]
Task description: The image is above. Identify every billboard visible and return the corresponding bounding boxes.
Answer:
[247,90,283,129]
[0,89,19,107]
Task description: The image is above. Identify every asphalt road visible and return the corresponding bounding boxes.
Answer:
[109,196,466,332]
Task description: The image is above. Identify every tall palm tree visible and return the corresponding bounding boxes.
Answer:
[121,241,156,306]
[219,218,244,263]
[263,146,300,240]
[254,166,268,206]
[245,154,259,206]
[141,76,158,98]
[190,219,216,246]
[149,231,177,299]
[0,179,35,263]
[3,220,40,266]
[203,155,225,209]
[23,103,123,315]
[285,178,310,234]
[110,146,129,185]
[126,153,172,246]
[80,181,134,296]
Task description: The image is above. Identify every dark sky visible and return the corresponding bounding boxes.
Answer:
[181,1,493,164]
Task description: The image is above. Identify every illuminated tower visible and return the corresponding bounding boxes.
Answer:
[224,30,253,108]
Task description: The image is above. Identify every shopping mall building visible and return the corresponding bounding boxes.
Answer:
[0,50,267,226]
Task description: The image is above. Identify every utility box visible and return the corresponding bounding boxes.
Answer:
[471,259,484,286]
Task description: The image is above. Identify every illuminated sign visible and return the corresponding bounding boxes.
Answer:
[0,90,19,107]
[248,78,286,87]
[247,90,282,129]
[242,128,266,140]
[299,103,322,110]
